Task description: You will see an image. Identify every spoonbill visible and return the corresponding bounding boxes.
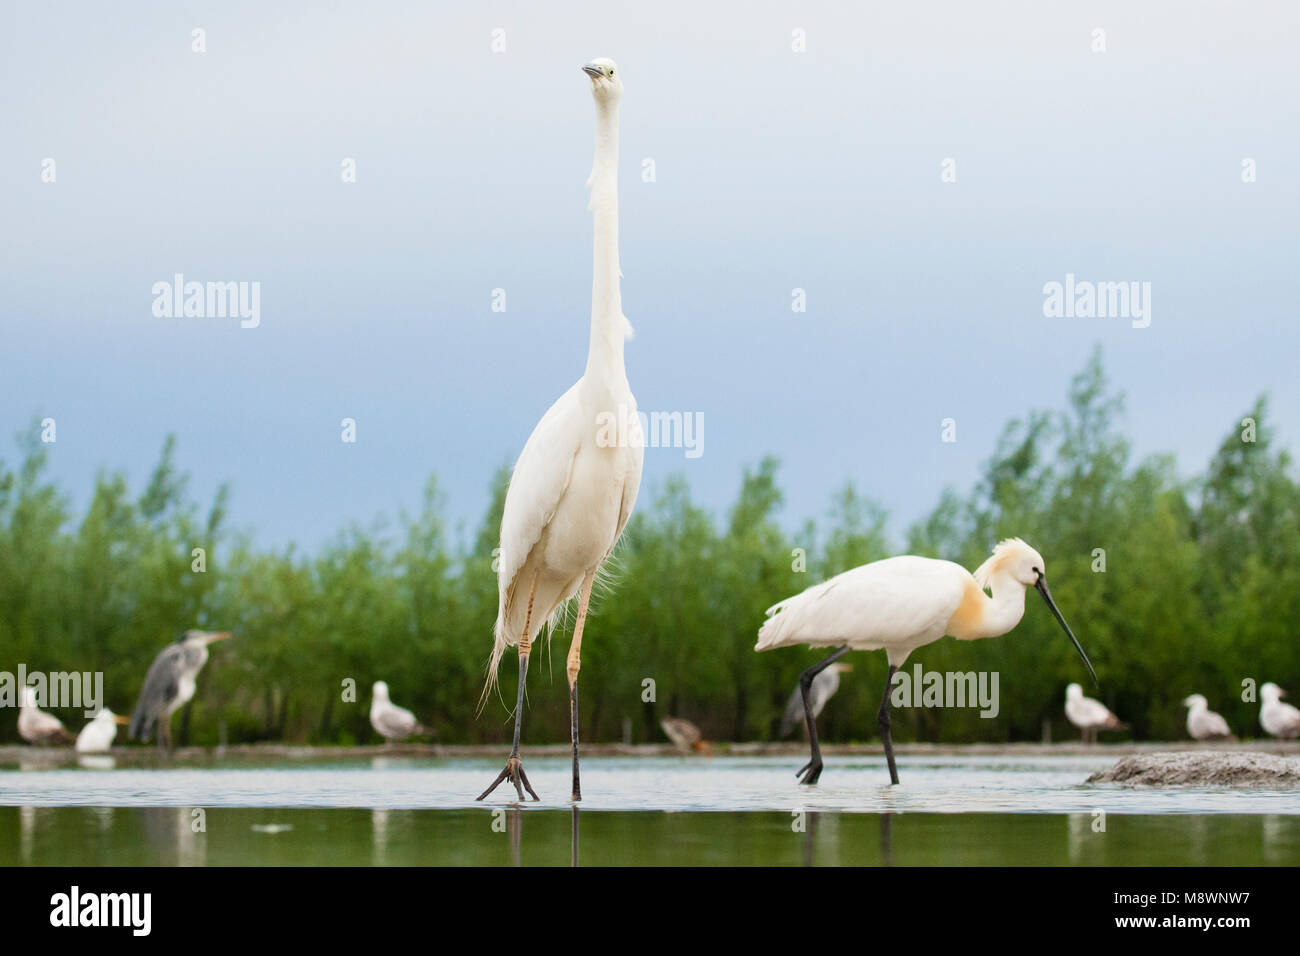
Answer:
[369,681,428,743]
[779,662,852,738]
[17,687,72,745]
[1064,683,1127,743]
[129,630,232,752]
[75,708,129,753]
[477,58,643,804]
[660,716,712,755]
[1260,683,1300,739]
[1182,694,1234,741]
[757,538,1095,785]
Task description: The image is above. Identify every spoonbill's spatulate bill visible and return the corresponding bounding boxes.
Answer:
[1182,693,1234,741]
[757,538,1095,785]
[1260,683,1300,739]
[369,681,428,742]
[477,58,643,803]
[129,630,232,752]
[17,687,73,745]
[1064,682,1127,743]
[75,708,129,753]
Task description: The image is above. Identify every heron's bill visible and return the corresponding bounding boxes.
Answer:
[113,715,130,725]
[1034,574,1097,686]
[206,631,234,643]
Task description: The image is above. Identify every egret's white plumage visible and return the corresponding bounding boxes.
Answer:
[477,58,643,804]
[369,681,427,742]
[17,687,72,746]
[759,539,1095,784]
[1182,694,1233,741]
[1260,683,1300,739]
[75,709,129,753]
[1064,682,1127,742]
[780,663,851,737]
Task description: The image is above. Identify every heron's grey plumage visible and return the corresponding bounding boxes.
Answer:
[779,664,844,737]
[130,631,227,747]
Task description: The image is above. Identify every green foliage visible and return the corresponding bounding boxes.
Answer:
[2,352,1295,745]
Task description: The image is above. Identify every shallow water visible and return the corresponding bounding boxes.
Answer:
[4,754,1298,865]
[2,754,1298,815]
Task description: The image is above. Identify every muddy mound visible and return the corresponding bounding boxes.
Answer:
[1088,751,1300,787]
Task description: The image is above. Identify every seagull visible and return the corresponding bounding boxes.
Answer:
[757,538,1096,785]
[17,687,73,745]
[1260,683,1300,739]
[369,681,428,743]
[129,630,232,752]
[477,58,643,804]
[779,662,852,737]
[1182,694,1234,741]
[75,708,130,753]
[1065,682,1128,743]
[660,716,712,755]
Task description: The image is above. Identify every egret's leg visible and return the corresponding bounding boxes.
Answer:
[878,664,900,785]
[477,578,540,802]
[157,718,169,755]
[795,645,850,785]
[567,570,596,802]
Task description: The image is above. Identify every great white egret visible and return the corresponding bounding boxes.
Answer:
[757,538,1095,785]
[477,58,643,804]
[129,630,232,752]
[17,687,72,745]
[1260,683,1300,739]
[1182,693,1234,741]
[369,681,428,742]
[75,708,129,753]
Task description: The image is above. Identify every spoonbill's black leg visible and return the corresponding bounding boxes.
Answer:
[795,645,850,785]
[878,663,900,785]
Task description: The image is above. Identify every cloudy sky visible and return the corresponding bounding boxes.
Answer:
[3,1,1296,550]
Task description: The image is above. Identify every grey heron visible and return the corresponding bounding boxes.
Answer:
[17,686,73,745]
[76,708,130,753]
[129,630,232,751]
[369,681,428,742]
[779,662,852,738]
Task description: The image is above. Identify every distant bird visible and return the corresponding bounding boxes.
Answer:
[1182,694,1234,742]
[1065,683,1128,743]
[1260,682,1300,739]
[76,708,129,753]
[129,630,232,752]
[660,716,712,755]
[369,681,428,742]
[478,58,643,805]
[780,662,852,737]
[17,687,73,745]
[757,538,1095,785]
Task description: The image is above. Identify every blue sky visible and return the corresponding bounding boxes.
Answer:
[3,1,1297,551]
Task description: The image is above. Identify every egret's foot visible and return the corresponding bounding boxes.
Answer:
[796,759,824,785]
[476,755,539,802]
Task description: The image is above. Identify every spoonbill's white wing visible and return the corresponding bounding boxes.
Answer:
[757,556,968,658]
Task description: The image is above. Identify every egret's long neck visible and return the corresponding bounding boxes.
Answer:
[586,98,626,382]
